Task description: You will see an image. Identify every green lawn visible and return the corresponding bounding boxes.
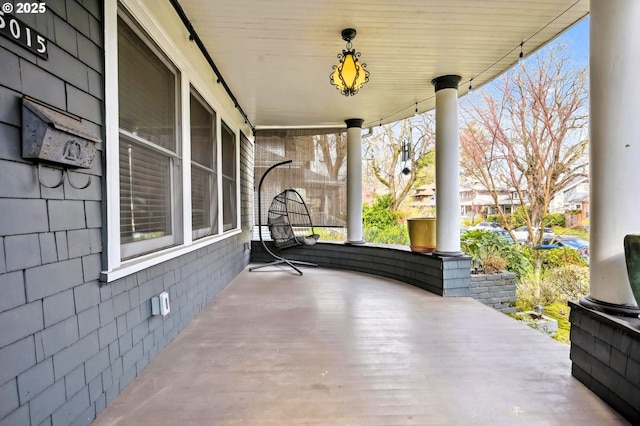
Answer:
[553,227,589,241]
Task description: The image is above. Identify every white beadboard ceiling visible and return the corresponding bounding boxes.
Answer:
[176,0,589,129]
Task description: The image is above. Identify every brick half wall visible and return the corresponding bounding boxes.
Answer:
[569,301,640,424]
[470,272,517,314]
[250,241,471,297]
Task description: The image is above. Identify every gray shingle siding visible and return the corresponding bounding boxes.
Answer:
[0,2,251,424]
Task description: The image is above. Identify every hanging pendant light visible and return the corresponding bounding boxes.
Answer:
[330,28,369,96]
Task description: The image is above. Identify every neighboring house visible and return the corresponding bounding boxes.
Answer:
[459,183,527,220]
[410,183,436,208]
[410,181,527,221]
[550,177,590,228]
[550,177,590,214]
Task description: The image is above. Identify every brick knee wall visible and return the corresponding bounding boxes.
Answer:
[250,241,472,297]
[569,301,640,424]
[470,272,517,314]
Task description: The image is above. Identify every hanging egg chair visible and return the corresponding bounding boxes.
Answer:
[249,160,319,275]
[268,189,320,249]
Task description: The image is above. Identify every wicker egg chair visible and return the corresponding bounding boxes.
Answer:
[249,160,318,275]
[268,189,319,249]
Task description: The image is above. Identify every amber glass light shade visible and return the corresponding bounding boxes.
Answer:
[330,48,369,96]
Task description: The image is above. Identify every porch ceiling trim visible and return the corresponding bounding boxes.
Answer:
[171,0,589,129]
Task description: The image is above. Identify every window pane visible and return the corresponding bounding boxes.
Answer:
[192,166,218,237]
[120,140,172,243]
[222,122,237,230]
[190,94,215,168]
[191,166,210,230]
[222,176,236,231]
[118,17,176,152]
[190,93,217,238]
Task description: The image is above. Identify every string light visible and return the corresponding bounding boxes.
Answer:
[518,41,524,63]
[361,0,582,128]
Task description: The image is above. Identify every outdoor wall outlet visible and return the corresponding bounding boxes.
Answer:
[151,291,171,317]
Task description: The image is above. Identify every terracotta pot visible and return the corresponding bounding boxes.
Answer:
[623,234,640,307]
[407,217,436,253]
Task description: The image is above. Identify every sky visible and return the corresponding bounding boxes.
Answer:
[459,15,589,108]
[546,15,589,65]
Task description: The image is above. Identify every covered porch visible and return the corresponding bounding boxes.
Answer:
[93,267,626,425]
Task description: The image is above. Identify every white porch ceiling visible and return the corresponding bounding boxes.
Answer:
[176,0,589,130]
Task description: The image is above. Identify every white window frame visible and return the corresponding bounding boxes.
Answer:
[190,88,218,240]
[103,1,244,282]
[221,120,239,232]
[119,130,182,259]
[117,13,182,259]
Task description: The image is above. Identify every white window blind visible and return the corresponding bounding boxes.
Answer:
[190,92,218,239]
[118,15,180,259]
[221,121,237,231]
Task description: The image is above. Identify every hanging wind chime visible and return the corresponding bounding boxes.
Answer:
[401,139,411,176]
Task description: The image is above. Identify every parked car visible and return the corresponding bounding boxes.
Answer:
[466,227,515,244]
[469,221,504,231]
[513,226,555,243]
[489,229,516,244]
[532,236,590,263]
[556,236,590,261]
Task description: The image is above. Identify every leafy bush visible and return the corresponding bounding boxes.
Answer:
[461,229,532,276]
[511,205,530,228]
[516,272,559,310]
[544,264,590,302]
[516,246,587,305]
[364,222,409,245]
[362,194,409,244]
[544,213,565,227]
[363,194,401,228]
[483,254,508,274]
[315,227,346,242]
[523,246,587,269]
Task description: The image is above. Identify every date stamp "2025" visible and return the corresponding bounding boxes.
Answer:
[0,3,48,59]
[2,2,47,14]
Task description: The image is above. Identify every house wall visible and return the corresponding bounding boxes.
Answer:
[0,2,253,425]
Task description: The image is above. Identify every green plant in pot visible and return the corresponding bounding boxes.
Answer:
[623,234,640,310]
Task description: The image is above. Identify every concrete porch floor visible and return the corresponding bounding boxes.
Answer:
[93,266,627,425]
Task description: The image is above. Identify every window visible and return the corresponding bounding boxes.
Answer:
[221,121,237,231]
[105,5,247,278]
[190,91,218,239]
[118,16,181,259]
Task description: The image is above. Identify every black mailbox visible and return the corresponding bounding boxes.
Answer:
[22,97,101,169]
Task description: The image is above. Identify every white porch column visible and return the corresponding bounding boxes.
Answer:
[346,118,365,244]
[432,75,463,256]
[583,0,640,315]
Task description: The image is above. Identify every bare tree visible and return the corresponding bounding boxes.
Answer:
[364,113,436,211]
[461,45,588,244]
[314,132,347,180]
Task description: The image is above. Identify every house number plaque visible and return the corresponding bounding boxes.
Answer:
[0,11,48,59]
